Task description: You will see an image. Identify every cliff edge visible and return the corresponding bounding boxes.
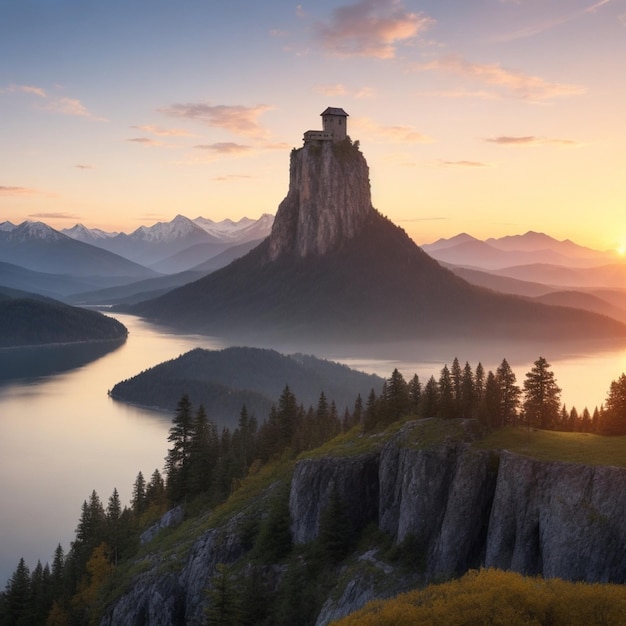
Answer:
[101,420,626,625]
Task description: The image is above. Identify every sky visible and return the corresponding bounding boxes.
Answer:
[1,0,625,250]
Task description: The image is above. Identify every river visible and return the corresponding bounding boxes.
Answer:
[1,312,625,585]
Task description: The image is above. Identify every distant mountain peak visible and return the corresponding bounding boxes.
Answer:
[0,221,16,232]
[267,139,373,261]
[11,220,67,242]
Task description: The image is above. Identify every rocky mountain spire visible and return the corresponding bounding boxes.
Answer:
[267,140,374,260]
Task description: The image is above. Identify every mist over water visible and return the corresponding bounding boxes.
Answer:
[1,312,625,584]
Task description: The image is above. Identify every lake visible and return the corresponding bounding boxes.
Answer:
[1,312,625,585]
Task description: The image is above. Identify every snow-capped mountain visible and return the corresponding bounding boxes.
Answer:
[0,221,16,232]
[192,213,274,243]
[62,223,118,243]
[60,213,275,271]
[128,214,212,244]
[0,221,158,281]
[2,220,69,243]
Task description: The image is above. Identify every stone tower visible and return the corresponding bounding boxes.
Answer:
[321,107,348,141]
[303,107,349,144]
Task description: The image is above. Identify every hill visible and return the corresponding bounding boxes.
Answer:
[0,295,127,348]
[126,140,626,345]
[110,346,383,428]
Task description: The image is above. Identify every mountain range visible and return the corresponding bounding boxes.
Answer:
[0,215,273,299]
[2,189,625,337]
[124,139,626,345]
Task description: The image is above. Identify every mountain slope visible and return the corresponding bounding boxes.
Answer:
[0,221,157,279]
[0,295,127,347]
[127,140,626,344]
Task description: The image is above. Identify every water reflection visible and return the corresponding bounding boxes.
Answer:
[0,338,126,383]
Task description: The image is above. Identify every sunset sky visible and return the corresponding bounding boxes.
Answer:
[1,0,625,250]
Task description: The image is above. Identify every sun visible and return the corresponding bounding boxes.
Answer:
[618,244,626,257]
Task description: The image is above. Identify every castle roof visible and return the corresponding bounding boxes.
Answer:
[321,107,348,117]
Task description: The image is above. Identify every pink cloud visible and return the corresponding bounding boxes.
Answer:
[160,103,272,138]
[131,124,193,137]
[418,55,585,100]
[315,0,433,59]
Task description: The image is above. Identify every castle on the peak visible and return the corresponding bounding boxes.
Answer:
[303,107,349,144]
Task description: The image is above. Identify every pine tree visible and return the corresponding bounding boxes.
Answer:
[523,357,561,429]
[363,388,379,431]
[496,358,520,427]
[145,468,166,511]
[165,394,194,502]
[459,361,475,418]
[474,362,485,408]
[318,487,354,564]
[408,374,421,414]
[106,488,122,564]
[419,376,439,417]
[437,365,455,419]
[480,371,500,430]
[2,558,32,626]
[131,471,146,516]
[385,368,410,422]
[276,385,299,449]
[187,404,219,497]
[205,563,242,626]
[352,394,364,429]
[601,373,626,434]
[580,407,592,433]
[450,357,463,415]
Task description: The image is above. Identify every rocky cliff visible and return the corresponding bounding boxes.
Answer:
[267,141,373,260]
[101,420,626,625]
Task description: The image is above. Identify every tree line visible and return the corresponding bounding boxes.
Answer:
[363,356,626,436]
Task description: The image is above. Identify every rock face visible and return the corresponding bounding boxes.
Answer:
[268,141,373,260]
[102,422,626,625]
[288,421,626,588]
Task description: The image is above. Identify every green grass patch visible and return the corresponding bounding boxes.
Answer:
[475,426,626,467]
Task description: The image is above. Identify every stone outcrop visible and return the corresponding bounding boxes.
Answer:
[102,421,626,625]
[267,141,373,260]
[485,451,626,582]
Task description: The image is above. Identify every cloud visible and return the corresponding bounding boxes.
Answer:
[493,0,613,41]
[44,97,107,121]
[486,135,580,146]
[0,186,39,196]
[354,117,432,143]
[3,84,47,97]
[2,84,106,120]
[194,142,253,154]
[74,164,94,170]
[131,124,193,137]
[160,103,272,138]
[417,55,585,100]
[127,137,161,146]
[440,160,490,167]
[28,212,80,219]
[315,0,434,59]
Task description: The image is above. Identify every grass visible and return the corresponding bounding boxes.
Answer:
[474,426,626,467]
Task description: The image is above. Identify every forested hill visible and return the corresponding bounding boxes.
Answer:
[0,294,127,348]
[110,346,384,427]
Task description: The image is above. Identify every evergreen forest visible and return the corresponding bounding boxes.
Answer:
[1,356,625,625]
